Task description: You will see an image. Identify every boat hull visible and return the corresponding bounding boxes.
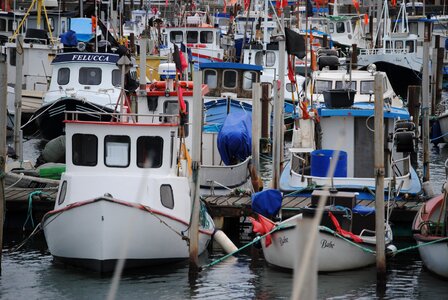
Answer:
[261,218,384,272]
[415,239,448,278]
[43,198,213,272]
[438,112,448,143]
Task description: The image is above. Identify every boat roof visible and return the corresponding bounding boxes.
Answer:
[317,102,410,119]
[51,52,121,65]
[199,62,262,71]
[313,70,379,81]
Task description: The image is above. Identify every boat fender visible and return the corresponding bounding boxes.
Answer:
[36,135,66,166]
[386,244,397,257]
[395,131,415,152]
[213,229,238,254]
[422,181,435,198]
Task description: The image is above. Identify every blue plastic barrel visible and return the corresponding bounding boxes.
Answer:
[311,149,347,177]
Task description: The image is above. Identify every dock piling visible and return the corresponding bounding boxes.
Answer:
[0,52,7,274]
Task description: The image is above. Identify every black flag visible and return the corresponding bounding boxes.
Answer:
[285,27,306,59]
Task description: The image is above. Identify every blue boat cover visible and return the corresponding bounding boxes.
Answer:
[217,111,252,165]
[60,30,78,47]
[251,189,283,217]
[353,204,375,215]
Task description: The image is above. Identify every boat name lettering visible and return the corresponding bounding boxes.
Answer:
[71,54,110,62]
[279,236,288,246]
[321,239,335,249]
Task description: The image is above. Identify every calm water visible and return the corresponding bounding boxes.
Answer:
[1,139,448,299]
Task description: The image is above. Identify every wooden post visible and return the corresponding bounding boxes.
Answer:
[374,72,386,275]
[422,21,431,182]
[407,85,421,166]
[252,82,261,176]
[272,14,286,189]
[189,70,203,272]
[14,35,24,160]
[435,46,444,111]
[0,53,7,275]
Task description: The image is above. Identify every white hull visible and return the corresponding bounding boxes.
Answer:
[416,240,448,278]
[438,112,448,143]
[43,198,213,272]
[261,216,390,272]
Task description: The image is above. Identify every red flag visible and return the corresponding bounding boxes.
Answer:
[223,0,227,13]
[165,0,168,6]
[328,212,363,243]
[287,56,296,84]
[173,44,187,73]
[249,214,275,247]
[364,14,369,25]
[391,0,396,7]
[177,84,186,114]
[179,51,188,72]
[244,0,250,10]
[352,0,359,12]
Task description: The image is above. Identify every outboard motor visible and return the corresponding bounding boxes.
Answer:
[394,120,416,152]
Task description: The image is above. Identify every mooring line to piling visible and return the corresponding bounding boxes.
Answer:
[392,236,448,255]
[200,223,290,271]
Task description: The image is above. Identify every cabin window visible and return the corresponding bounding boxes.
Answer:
[160,184,174,209]
[9,48,16,66]
[336,22,345,33]
[406,41,414,53]
[360,81,374,94]
[314,80,332,93]
[385,41,391,49]
[57,68,70,85]
[200,31,213,43]
[0,19,6,31]
[137,136,164,168]
[104,135,130,168]
[265,51,276,67]
[336,81,356,90]
[58,181,67,205]
[72,134,98,166]
[79,67,102,85]
[345,22,351,33]
[187,31,198,43]
[204,69,218,89]
[223,70,237,88]
[395,40,403,49]
[170,31,183,43]
[383,77,388,90]
[112,69,121,87]
[255,51,264,66]
[163,100,189,137]
[243,71,257,90]
[8,20,14,32]
[329,23,334,33]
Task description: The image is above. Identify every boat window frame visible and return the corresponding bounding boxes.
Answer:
[79,67,102,85]
[136,136,164,168]
[58,180,68,205]
[313,80,332,93]
[265,51,276,67]
[57,67,70,85]
[160,184,174,209]
[406,40,414,53]
[336,21,345,33]
[359,80,374,95]
[242,71,257,90]
[204,69,218,89]
[335,80,357,90]
[72,133,98,167]
[170,30,183,43]
[163,100,189,137]
[112,69,121,87]
[223,69,237,89]
[200,31,213,44]
[104,135,131,168]
[0,18,6,31]
[186,30,198,43]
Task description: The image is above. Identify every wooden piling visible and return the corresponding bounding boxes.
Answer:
[374,72,386,276]
[14,35,24,159]
[422,22,431,183]
[0,53,7,274]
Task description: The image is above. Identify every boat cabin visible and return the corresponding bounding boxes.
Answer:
[200,62,262,99]
[43,52,133,109]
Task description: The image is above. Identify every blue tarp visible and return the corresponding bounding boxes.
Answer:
[217,111,252,165]
[353,205,375,215]
[251,189,283,217]
[60,30,78,47]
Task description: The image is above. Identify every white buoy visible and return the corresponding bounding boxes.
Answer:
[422,181,435,197]
[213,230,238,254]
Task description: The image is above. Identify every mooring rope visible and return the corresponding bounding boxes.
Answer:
[23,191,48,230]
[392,236,448,255]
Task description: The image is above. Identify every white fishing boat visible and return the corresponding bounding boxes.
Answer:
[413,160,448,278]
[42,107,215,272]
[280,58,422,201]
[253,190,394,272]
[31,51,136,140]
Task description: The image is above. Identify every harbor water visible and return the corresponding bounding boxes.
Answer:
[1,139,448,299]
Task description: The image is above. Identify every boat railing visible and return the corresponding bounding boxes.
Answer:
[390,155,411,180]
[64,110,180,125]
[359,48,409,56]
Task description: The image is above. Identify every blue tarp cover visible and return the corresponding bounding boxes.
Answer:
[217,111,252,165]
[353,205,375,215]
[60,30,78,47]
[251,189,283,217]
